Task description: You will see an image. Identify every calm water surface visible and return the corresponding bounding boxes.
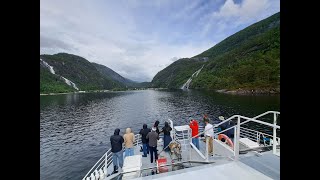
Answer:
[40,89,280,180]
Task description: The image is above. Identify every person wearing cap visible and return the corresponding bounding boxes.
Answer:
[204,118,214,155]
[219,116,235,142]
[146,127,160,163]
[189,119,200,149]
[219,116,226,129]
[216,116,225,139]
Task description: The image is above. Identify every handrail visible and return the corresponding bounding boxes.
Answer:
[253,111,280,119]
[190,111,280,140]
[237,115,280,129]
[83,134,141,180]
[237,111,280,130]
[82,150,109,179]
[241,127,280,139]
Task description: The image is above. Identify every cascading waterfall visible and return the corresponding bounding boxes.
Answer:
[60,77,79,90]
[40,59,79,90]
[180,65,204,89]
[40,58,55,74]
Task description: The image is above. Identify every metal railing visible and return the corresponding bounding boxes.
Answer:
[82,120,174,180]
[240,127,280,146]
[82,133,142,180]
[189,111,280,162]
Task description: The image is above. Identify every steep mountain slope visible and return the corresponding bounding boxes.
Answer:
[40,62,75,93]
[151,12,280,92]
[151,58,206,88]
[40,53,123,92]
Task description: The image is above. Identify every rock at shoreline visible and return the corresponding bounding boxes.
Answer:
[217,88,280,95]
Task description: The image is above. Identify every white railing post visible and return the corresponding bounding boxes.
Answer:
[273,113,277,154]
[205,136,209,162]
[189,136,192,161]
[235,116,240,161]
[137,134,139,147]
[105,152,108,175]
[169,119,175,141]
[234,126,237,157]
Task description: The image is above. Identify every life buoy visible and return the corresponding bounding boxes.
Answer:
[218,134,234,149]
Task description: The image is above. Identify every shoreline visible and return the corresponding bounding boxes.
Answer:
[40,87,279,96]
[40,90,110,96]
[40,89,152,96]
[216,88,280,95]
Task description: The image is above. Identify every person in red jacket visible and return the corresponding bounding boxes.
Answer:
[189,119,200,149]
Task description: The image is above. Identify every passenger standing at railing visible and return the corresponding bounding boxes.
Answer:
[189,119,200,149]
[161,122,172,152]
[139,124,151,157]
[110,128,124,173]
[218,116,226,139]
[219,116,235,143]
[123,128,135,157]
[154,120,160,134]
[146,127,159,163]
[204,118,214,155]
[203,114,210,122]
[227,120,235,142]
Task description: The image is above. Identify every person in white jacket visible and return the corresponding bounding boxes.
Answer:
[204,118,214,155]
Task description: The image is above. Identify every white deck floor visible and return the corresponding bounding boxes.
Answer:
[107,137,279,180]
[133,161,272,180]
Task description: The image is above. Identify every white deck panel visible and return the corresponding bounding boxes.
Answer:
[123,155,142,171]
[174,125,190,131]
[239,138,260,148]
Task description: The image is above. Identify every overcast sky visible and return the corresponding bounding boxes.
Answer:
[40,0,280,82]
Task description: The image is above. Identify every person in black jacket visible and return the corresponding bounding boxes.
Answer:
[139,124,151,157]
[110,128,124,173]
[154,120,160,134]
[226,120,235,142]
[218,116,235,142]
[161,122,172,152]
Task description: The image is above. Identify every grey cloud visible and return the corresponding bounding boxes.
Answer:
[40,35,74,50]
[115,64,152,82]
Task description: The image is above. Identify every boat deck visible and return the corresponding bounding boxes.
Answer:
[107,137,279,180]
[133,161,273,180]
[239,151,280,180]
[84,111,280,180]
[130,150,279,180]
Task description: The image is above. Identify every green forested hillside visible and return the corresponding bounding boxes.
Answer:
[151,58,205,88]
[40,64,75,93]
[40,53,124,93]
[151,12,280,92]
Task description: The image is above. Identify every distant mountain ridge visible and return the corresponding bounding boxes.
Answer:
[92,62,139,87]
[151,12,280,93]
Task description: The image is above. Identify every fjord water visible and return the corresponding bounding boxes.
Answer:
[40,89,279,180]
